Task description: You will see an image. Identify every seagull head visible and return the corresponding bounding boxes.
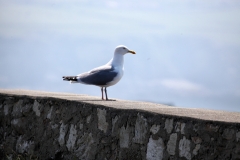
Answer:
[115,45,136,55]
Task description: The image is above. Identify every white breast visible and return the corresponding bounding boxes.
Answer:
[106,67,124,87]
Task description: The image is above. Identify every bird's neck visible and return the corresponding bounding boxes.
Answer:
[107,53,124,67]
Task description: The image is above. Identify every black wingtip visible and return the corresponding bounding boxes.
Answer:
[62,76,67,80]
[62,76,78,81]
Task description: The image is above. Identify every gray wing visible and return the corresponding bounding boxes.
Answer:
[79,66,118,86]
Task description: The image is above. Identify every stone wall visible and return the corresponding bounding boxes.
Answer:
[0,93,240,160]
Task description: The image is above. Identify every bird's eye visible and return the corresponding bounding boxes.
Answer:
[123,47,126,50]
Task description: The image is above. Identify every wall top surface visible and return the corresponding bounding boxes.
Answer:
[0,89,239,123]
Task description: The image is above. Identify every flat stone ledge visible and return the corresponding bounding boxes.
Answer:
[0,89,239,123]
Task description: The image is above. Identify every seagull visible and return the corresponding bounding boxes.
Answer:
[62,45,136,100]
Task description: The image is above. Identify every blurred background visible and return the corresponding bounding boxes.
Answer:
[0,0,240,112]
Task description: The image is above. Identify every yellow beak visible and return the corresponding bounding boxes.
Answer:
[128,50,136,54]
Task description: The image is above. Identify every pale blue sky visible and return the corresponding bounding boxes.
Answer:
[1,0,240,112]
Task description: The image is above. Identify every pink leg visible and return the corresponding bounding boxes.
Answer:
[104,87,108,100]
[101,87,104,100]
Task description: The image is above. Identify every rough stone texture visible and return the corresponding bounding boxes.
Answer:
[133,113,148,144]
[167,133,178,155]
[146,136,164,160]
[58,123,68,146]
[119,124,132,148]
[150,124,160,134]
[164,118,173,134]
[0,89,240,160]
[237,132,240,142]
[179,136,191,160]
[97,108,108,133]
[66,124,78,151]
